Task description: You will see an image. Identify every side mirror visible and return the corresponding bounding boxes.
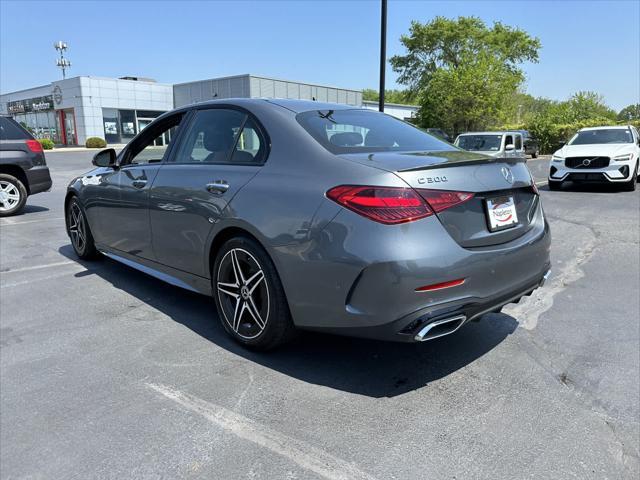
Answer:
[505,144,515,151]
[92,148,117,168]
[558,141,566,148]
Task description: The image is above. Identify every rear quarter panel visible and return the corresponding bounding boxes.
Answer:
[217,102,409,321]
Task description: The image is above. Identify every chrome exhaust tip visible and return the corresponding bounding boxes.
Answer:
[414,315,467,342]
[540,269,551,287]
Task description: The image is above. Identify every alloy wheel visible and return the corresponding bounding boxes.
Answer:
[0,180,21,212]
[68,203,87,253]
[216,248,270,339]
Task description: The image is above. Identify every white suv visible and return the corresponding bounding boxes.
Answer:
[548,125,640,191]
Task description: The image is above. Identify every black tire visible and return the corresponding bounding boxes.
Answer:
[548,180,562,191]
[212,235,295,351]
[532,151,538,159]
[66,197,99,259]
[0,174,28,217]
[622,165,637,191]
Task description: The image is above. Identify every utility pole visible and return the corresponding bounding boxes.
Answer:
[54,41,71,79]
[378,0,387,112]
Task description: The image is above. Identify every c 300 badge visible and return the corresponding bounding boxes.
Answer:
[417,175,448,184]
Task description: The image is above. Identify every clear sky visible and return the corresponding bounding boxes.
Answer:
[1,0,638,110]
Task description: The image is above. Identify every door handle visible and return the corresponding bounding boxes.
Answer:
[206,181,229,194]
[132,179,147,189]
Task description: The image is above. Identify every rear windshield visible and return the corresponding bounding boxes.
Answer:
[296,109,454,154]
[455,134,503,151]
[0,117,32,140]
[569,129,633,145]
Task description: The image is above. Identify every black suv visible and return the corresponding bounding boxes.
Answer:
[516,130,540,158]
[0,117,52,216]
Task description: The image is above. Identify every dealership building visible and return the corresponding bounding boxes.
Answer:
[0,74,417,146]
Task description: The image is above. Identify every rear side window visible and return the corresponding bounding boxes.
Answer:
[171,108,266,165]
[296,109,453,154]
[230,118,267,164]
[0,117,32,140]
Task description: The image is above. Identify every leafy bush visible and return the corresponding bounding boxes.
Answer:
[85,137,107,148]
[526,117,612,154]
[493,118,640,155]
[38,138,55,150]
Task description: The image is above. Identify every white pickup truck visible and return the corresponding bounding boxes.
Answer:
[454,131,527,160]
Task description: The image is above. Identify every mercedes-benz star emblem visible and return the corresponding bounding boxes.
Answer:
[501,166,514,184]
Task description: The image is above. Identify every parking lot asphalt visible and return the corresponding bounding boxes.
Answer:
[1,151,638,479]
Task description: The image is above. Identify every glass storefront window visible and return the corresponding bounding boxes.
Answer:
[119,110,137,143]
[11,111,60,143]
[102,108,166,144]
[103,108,120,144]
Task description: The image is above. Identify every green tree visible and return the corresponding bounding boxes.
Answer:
[390,16,540,133]
[618,104,640,121]
[564,91,616,122]
[362,88,416,105]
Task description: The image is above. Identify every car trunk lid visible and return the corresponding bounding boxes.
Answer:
[339,150,539,247]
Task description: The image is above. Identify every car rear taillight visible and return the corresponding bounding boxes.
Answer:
[26,139,43,153]
[416,189,474,212]
[326,185,433,224]
[326,186,475,225]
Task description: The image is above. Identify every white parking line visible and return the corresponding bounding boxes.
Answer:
[1,261,75,274]
[0,216,65,226]
[1,269,84,288]
[147,383,377,480]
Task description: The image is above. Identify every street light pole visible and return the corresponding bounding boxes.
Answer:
[378,0,387,112]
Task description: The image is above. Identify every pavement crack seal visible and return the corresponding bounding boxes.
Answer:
[503,215,598,330]
[146,383,378,480]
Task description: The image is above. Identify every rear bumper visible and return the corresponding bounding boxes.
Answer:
[310,267,550,342]
[25,166,52,194]
[274,199,551,342]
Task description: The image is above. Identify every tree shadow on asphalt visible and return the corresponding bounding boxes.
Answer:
[59,244,518,398]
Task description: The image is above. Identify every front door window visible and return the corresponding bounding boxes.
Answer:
[137,118,167,146]
[124,114,184,165]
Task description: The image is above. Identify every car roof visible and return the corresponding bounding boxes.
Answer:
[457,131,520,136]
[579,125,632,131]
[264,98,360,113]
[173,98,363,115]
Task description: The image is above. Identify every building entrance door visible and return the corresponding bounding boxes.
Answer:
[59,109,76,145]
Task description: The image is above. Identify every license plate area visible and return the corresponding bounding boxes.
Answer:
[485,195,518,231]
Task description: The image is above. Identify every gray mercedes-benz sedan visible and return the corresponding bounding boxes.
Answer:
[65,99,550,350]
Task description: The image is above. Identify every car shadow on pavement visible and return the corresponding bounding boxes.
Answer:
[19,204,49,214]
[59,244,518,398]
[541,183,633,194]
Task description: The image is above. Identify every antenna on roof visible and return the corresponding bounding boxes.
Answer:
[54,41,71,79]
